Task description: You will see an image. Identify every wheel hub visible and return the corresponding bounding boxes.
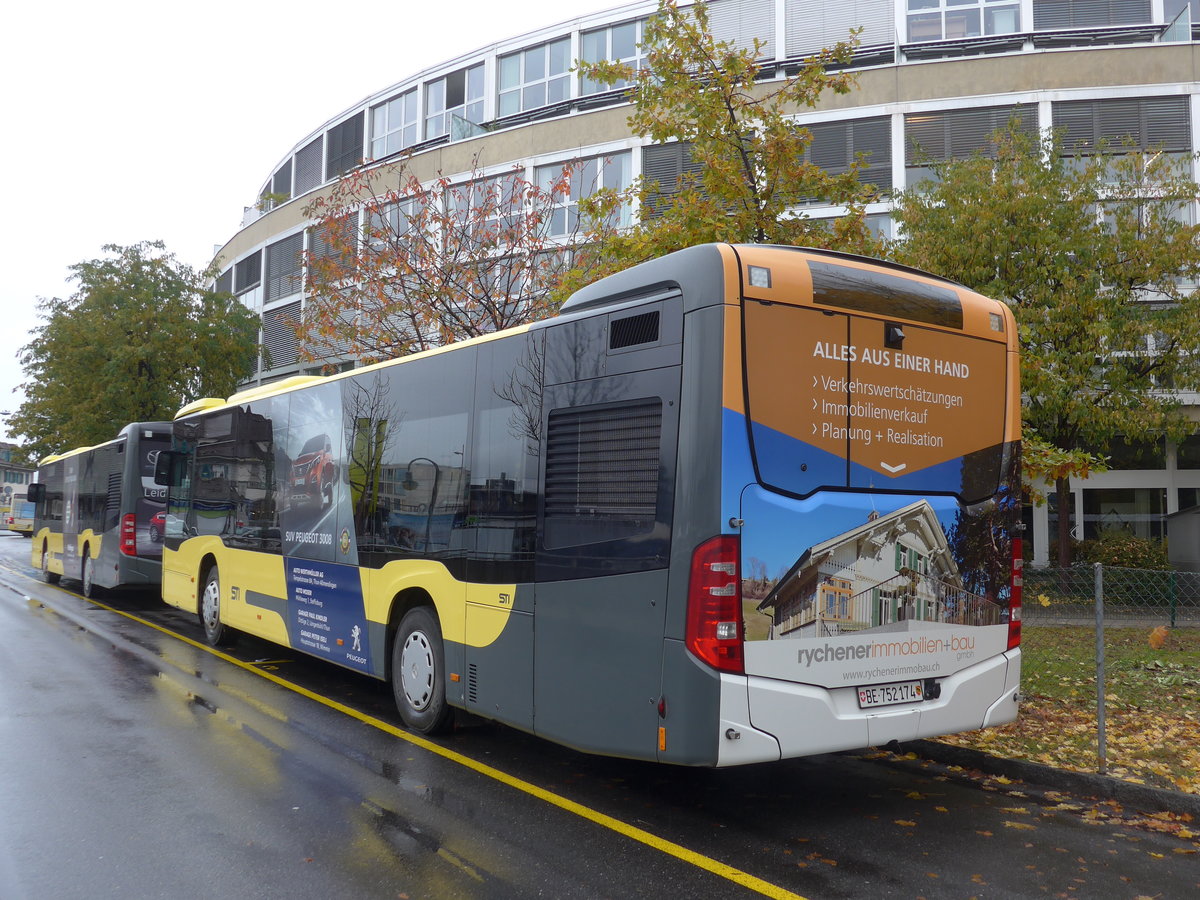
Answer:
[399,631,434,711]
[202,580,220,631]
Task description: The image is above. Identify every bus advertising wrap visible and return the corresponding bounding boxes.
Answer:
[734,267,1019,689]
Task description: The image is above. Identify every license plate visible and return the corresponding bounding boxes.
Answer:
[857,680,924,709]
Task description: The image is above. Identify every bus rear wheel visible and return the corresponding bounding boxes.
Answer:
[41,546,60,585]
[199,567,235,647]
[393,606,453,735]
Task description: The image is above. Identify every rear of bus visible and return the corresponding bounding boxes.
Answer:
[6,488,33,536]
[700,245,1021,766]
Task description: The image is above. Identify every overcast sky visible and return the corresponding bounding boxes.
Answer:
[0,0,626,444]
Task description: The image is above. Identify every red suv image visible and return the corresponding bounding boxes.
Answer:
[291,434,335,510]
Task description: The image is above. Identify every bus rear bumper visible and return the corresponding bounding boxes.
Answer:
[721,648,1021,764]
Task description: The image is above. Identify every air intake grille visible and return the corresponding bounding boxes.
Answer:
[610,311,660,350]
[106,473,122,514]
[545,399,662,526]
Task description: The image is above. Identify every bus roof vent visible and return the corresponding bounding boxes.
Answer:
[610,311,660,350]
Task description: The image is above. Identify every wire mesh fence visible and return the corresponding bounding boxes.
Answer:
[1011,564,1200,785]
[1023,564,1200,628]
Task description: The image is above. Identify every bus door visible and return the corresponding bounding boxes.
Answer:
[61,455,82,580]
[533,307,681,757]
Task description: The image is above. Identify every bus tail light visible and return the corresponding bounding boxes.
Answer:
[120,514,137,556]
[1008,538,1023,650]
[685,535,744,674]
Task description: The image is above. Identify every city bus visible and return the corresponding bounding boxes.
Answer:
[5,486,34,536]
[28,422,174,597]
[153,243,1022,766]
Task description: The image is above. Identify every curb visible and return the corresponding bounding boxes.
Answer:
[904,739,1200,818]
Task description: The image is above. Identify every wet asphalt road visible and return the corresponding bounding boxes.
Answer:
[1,533,1197,900]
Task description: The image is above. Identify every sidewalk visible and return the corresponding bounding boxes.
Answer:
[904,739,1200,819]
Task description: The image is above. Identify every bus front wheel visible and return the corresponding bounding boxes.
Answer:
[392,606,453,735]
[40,547,60,585]
[199,567,235,647]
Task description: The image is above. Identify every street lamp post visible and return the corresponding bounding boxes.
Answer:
[402,457,441,552]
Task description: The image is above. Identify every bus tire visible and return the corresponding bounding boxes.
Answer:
[41,546,60,585]
[393,606,453,735]
[81,554,99,599]
[199,567,235,647]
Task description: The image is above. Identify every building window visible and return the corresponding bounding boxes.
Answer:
[535,151,633,236]
[326,115,365,181]
[1165,0,1199,24]
[1082,487,1166,540]
[294,136,324,196]
[905,104,1038,181]
[1177,434,1200,470]
[580,19,647,95]
[260,160,293,211]
[265,233,304,302]
[499,38,571,117]
[371,90,418,159]
[263,301,300,370]
[447,173,525,241]
[425,64,485,141]
[1103,435,1166,470]
[234,251,262,295]
[641,142,705,218]
[215,268,233,296]
[1053,96,1191,155]
[272,160,292,200]
[806,116,893,196]
[366,196,423,250]
[1032,0,1152,30]
[907,0,1021,42]
[308,214,358,270]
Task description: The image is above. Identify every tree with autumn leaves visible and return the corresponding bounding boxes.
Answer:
[300,155,614,365]
[566,0,883,287]
[892,126,1200,566]
[10,241,260,462]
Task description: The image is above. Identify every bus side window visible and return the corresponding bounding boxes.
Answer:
[154,451,183,487]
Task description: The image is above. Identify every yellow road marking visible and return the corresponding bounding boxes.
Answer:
[22,579,807,900]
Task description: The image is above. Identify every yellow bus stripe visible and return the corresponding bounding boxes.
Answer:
[50,586,807,900]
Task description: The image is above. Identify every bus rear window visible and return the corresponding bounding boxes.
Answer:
[810,260,964,329]
[742,299,1011,503]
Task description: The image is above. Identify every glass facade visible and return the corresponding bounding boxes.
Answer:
[580,19,647,95]
[225,0,1200,568]
[499,39,571,117]
[535,151,633,235]
[1083,487,1167,540]
[370,90,418,159]
[424,64,485,141]
[907,0,1021,42]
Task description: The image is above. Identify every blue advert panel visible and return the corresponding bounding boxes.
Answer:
[284,558,372,674]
